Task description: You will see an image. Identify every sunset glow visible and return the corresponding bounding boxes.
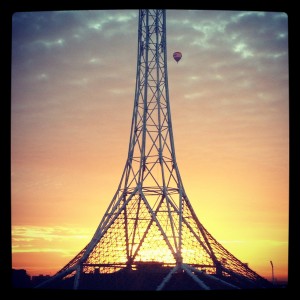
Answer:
[11,9,289,283]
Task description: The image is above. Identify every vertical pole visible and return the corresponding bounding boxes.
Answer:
[139,10,149,185]
[73,264,82,289]
[270,260,275,284]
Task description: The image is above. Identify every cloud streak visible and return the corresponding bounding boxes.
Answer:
[12,225,91,256]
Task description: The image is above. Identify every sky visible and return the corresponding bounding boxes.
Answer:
[11,9,289,282]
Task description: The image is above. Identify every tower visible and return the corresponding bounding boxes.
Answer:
[36,9,272,290]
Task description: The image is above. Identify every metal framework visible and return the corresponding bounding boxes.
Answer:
[36,9,271,290]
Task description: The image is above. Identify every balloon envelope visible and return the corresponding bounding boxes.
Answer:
[173,51,182,63]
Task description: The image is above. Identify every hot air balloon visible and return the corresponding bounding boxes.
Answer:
[173,51,182,63]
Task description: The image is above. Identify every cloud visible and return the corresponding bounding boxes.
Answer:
[12,225,91,254]
[11,10,288,166]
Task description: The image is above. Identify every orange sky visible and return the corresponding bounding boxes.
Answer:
[11,10,289,282]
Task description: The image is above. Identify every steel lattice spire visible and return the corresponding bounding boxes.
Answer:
[36,9,272,290]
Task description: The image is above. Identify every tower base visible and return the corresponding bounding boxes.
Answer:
[36,262,273,290]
